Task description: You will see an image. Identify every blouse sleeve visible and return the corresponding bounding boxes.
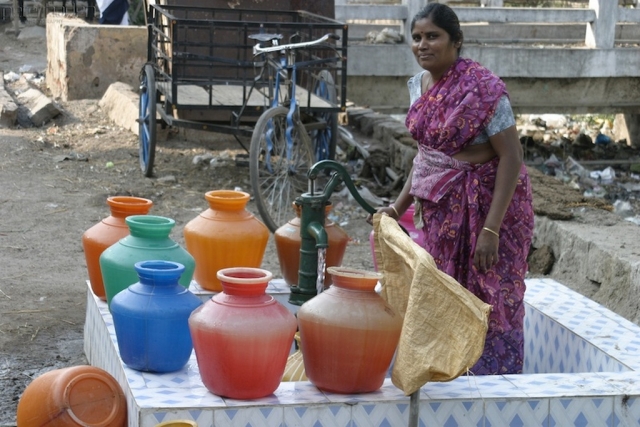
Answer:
[407,71,426,106]
[485,95,516,136]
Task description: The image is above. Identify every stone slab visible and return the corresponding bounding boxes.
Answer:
[98,82,139,136]
[16,87,60,125]
[0,83,18,127]
[46,13,146,101]
[17,24,45,41]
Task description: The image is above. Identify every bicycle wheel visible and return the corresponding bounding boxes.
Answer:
[311,70,338,161]
[250,106,315,233]
[138,64,157,177]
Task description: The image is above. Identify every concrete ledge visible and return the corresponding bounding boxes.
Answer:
[345,45,640,119]
[533,215,640,326]
[99,82,140,136]
[348,44,640,79]
[46,14,146,101]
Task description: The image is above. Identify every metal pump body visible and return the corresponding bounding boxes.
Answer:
[288,160,376,306]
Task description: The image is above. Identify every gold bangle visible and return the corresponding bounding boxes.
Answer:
[482,226,499,238]
[390,205,400,218]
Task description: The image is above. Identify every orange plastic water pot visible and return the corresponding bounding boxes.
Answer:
[82,196,153,300]
[183,190,269,292]
[274,202,348,288]
[297,266,402,394]
[16,365,127,427]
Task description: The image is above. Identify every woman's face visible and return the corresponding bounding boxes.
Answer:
[411,17,459,77]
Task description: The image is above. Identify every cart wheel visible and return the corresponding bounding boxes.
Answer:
[250,106,315,233]
[311,70,338,161]
[138,64,157,177]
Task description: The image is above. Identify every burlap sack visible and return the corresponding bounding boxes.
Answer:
[282,332,308,382]
[373,214,491,395]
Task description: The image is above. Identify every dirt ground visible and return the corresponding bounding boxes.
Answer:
[0,19,634,425]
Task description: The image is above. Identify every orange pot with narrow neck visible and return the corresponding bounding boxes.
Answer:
[16,365,127,427]
[183,190,269,292]
[82,196,153,300]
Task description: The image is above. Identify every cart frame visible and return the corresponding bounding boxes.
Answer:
[142,4,346,139]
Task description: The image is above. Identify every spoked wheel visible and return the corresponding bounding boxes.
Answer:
[311,70,338,161]
[250,106,315,233]
[138,64,157,177]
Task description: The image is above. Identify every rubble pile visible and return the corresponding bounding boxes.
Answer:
[342,110,640,224]
[519,114,640,223]
[2,69,60,128]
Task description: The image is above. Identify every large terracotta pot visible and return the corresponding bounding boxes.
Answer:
[16,365,126,427]
[100,215,195,307]
[110,260,203,372]
[188,267,297,399]
[297,266,402,394]
[183,190,270,292]
[82,196,153,300]
[274,201,349,288]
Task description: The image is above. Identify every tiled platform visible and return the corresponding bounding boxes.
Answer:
[84,278,640,427]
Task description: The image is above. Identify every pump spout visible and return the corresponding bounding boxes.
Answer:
[307,221,328,250]
[307,220,328,296]
[289,193,329,305]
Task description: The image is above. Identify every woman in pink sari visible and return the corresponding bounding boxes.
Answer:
[375,3,534,375]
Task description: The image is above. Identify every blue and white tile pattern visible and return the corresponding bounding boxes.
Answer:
[84,278,640,426]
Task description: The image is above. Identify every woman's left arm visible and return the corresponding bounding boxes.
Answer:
[473,125,523,271]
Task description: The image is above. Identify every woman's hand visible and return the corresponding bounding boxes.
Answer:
[366,206,399,225]
[472,124,521,272]
[473,228,499,271]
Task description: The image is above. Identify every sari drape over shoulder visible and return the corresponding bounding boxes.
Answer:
[405,58,534,375]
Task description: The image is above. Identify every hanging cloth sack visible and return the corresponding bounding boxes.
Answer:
[373,214,491,395]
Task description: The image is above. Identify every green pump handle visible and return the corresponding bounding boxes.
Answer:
[307,160,377,215]
[307,159,410,236]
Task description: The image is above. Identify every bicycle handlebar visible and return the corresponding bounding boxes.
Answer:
[252,33,340,56]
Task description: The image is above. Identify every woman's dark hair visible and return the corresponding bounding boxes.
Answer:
[411,3,463,51]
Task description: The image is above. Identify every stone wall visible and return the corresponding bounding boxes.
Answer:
[346,107,416,181]
[46,14,146,101]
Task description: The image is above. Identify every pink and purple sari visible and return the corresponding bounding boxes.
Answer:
[406,58,534,375]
